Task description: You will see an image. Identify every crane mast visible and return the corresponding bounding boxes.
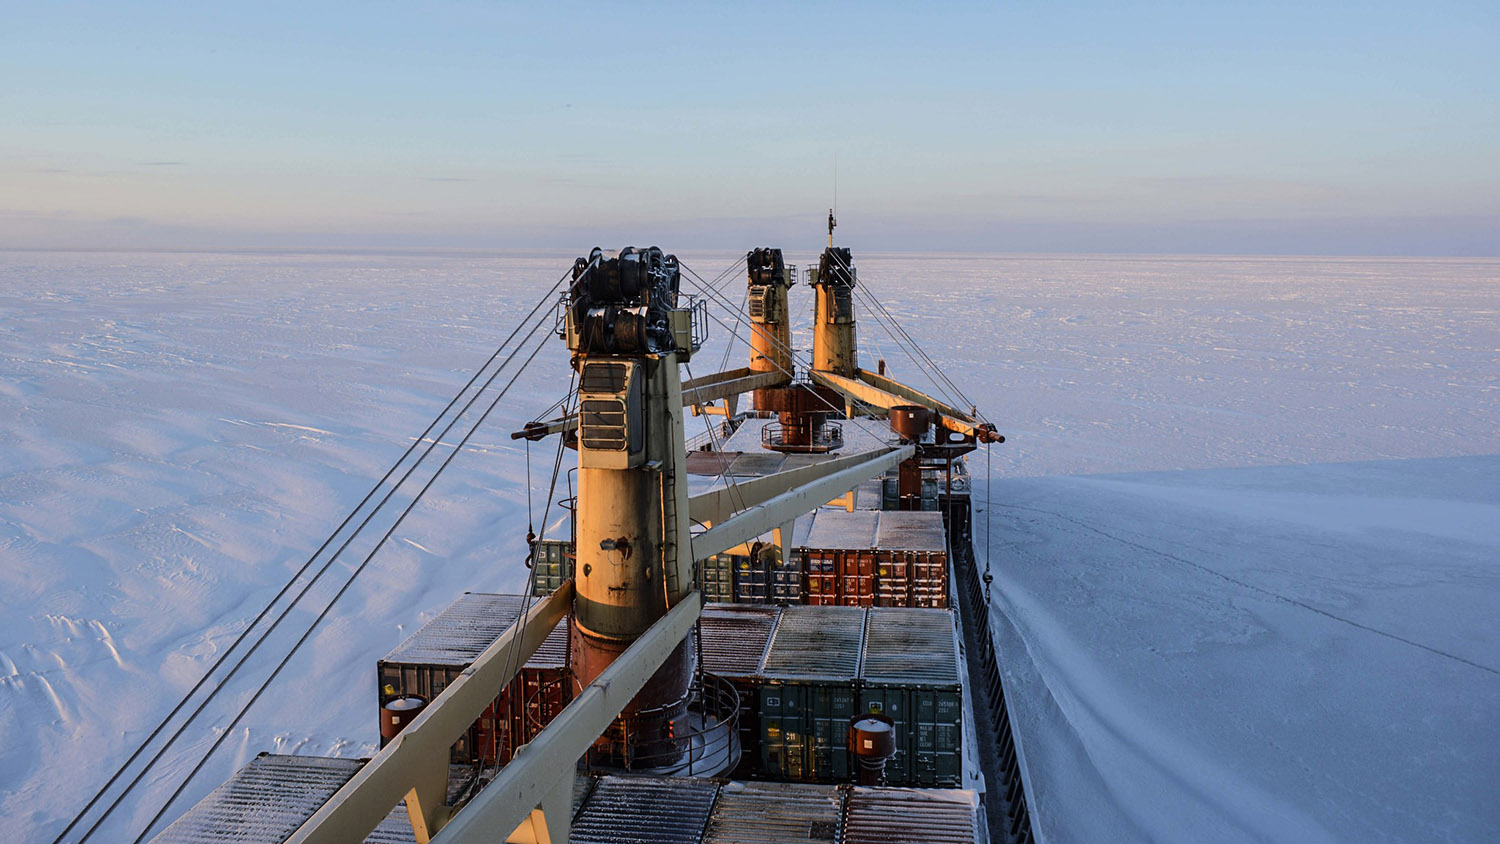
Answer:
[564,247,697,753]
[255,232,1005,844]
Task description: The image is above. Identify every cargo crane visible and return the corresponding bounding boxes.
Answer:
[81,224,1032,844]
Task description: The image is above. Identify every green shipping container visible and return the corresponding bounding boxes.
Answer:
[531,539,574,596]
[758,606,866,782]
[696,553,739,603]
[858,608,963,787]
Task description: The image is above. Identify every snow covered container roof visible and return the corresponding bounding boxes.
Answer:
[381,592,566,670]
[698,604,780,678]
[570,776,721,844]
[842,786,980,843]
[762,605,866,680]
[381,592,530,667]
[803,509,879,550]
[147,754,415,844]
[524,614,571,669]
[872,510,947,552]
[862,608,959,686]
[701,781,842,843]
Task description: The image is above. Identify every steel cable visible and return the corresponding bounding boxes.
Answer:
[129,309,558,844]
[53,267,572,844]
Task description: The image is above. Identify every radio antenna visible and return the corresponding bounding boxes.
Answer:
[829,154,838,247]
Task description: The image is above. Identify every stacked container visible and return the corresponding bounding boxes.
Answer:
[697,604,780,776]
[841,786,980,844]
[873,511,950,609]
[796,511,947,608]
[859,608,963,786]
[530,539,574,596]
[511,616,570,753]
[767,549,803,604]
[758,606,866,782]
[147,754,418,844]
[697,553,738,603]
[799,510,878,606]
[881,475,940,511]
[378,593,568,765]
[569,776,720,844]
[701,781,842,844]
[378,593,529,763]
[732,545,803,604]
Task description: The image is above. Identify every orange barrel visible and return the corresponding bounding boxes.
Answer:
[380,694,427,746]
[848,713,897,785]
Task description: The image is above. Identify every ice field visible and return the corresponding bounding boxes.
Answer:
[1,249,1496,841]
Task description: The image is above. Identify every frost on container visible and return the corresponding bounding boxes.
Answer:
[859,608,963,786]
[376,592,566,765]
[796,510,947,608]
[698,603,780,777]
[758,605,866,782]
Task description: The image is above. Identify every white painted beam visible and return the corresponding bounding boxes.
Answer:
[687,447,904,527]
[433,593,705,844]
[286,584,574,844]
[691,446,913,560]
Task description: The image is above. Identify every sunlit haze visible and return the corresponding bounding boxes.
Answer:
[3,1,1496,254]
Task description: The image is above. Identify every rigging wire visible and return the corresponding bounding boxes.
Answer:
[128,310,558,844]
[85,305,559,843]
[53,267,573,844]
[502,366,576,698]
[678,261,850,424]
[845,262,980,417]
[821,248,980,417]
[824,249,981,419]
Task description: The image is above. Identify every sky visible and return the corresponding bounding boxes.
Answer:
[2,1,1497,255]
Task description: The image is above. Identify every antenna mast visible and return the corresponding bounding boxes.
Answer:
[830,153,838,247]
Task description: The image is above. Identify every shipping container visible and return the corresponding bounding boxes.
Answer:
[758,606,866,782]
[697,552,738,603]
[378,593,532,763]
[873,511,949,609]
[859,608,963,787]
[881,475,940,511]
[796,511,946,608]
[768,549,803,604]
[511,616,570,753]
[841,786,980,844]
[147,754,417,844]
[797,510,876,607]
[378,593,568,765]
[701,781,842,844]
[698,604,780,776]
[732,544,802,605]
[531,538,574,596]
[570,775,721,844]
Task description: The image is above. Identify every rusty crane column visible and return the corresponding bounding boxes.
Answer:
[812,241,858,378]
[562,247,698,758]
[746,246,794,386]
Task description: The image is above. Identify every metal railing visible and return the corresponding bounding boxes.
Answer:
[761,420,844,452]
[524,672,741,778]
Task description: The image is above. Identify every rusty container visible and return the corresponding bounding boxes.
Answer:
[874,511,949,609]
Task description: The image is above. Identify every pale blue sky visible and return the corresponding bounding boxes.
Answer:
[3,1,1496,254]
